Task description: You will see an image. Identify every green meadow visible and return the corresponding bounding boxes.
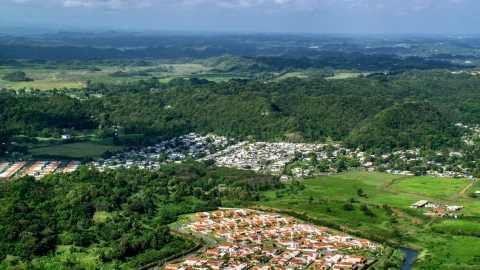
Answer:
[257,172,480,269]
[24,134,156,159]
[0,63,253,90]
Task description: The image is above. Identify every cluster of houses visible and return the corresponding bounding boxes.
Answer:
[0,160,78,180]
[410,200,465,216]
[88,133,229,171]
[201,142,330,176]
[166,209,379,270]
[0,161,26,179]
[22,160,61,179]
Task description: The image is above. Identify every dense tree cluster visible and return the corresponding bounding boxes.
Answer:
[3,71,33,82]
[0,162,281,268]
[3,70,480,152]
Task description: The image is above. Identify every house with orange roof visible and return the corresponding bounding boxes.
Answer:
[324,254,343,263]
[299,243,318,252]
[333,261,357,269]
[206,260,225,270]
[331,234,352,242]
[343,255,366,264]
[312,243,329,252]
[165,264,185,270]
[252,265,273,270]
[205,249,225,258]
[277,239,299,250]
[212,211,224,217]
[313,260,331,270]
[271,256,291,266]
[196,212,210,218]
[215,230,231,238]
[184,257,207,266]
[262,247,281,256]
[302,251,320,261]
[290,258,309,268]
[225,209,236,216]
[227,235,245,243]
[218,244,239,251]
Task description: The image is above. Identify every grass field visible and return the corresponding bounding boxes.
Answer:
[325,72,366,80]
[0,63,253,90]
[255,172,480,269]
[257,171,480,269]
[0,64,369,90]
[27,141,125,158]
[390,176,471,201]
[270,72,308,82]
[20,133,160,159]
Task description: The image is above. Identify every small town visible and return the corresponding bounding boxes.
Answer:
[2,128,480,181]
[165,209,380,270]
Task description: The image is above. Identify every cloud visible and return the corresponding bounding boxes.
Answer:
[63,0,126,9]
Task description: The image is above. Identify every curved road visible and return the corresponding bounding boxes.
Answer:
[173,224,218,249]
[152,226,218,270]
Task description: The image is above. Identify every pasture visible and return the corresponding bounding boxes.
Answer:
[26,140,125,158]
[0,63,253,90]
[390,176,471,201]
[257,171,480,269]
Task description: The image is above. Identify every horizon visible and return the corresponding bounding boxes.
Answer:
[0,0,479,35]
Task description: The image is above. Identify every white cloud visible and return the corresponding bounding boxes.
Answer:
[63,0,124,9]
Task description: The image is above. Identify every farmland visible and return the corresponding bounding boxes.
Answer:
[257,172,480,269]
[0,63,253,90]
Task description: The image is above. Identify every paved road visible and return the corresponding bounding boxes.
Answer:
[173,225,218,249]
[152,226,218,269]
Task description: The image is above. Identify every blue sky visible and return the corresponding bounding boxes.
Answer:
[0,0,479,34]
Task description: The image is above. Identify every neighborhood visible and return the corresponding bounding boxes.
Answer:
[165,209,380,270]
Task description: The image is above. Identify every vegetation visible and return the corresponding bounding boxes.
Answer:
[6,69,480,155]
[3,71,33,82]
[257,171,480,269]
[0,162,281,268]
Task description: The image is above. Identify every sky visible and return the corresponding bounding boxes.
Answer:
[0,0,479,34]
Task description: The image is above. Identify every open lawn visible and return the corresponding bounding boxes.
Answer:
[298,173,425,208]
[22,133,160,159]
[270,72,308,82]
[390,176,472,201]
[26,139,125,158]
[325,72,367,80]
[0,63,251,90]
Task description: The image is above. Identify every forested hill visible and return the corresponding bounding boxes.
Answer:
[0,44,466,72]
[0,162,280,269]
[2,69,480,152]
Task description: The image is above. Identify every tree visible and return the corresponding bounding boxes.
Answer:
[113,136,121,146]
[343,203,355,211]
[357,188,364,197]
[3,71,33,82]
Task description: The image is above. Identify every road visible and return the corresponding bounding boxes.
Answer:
[151,226,218,270]
[173,224,218,249]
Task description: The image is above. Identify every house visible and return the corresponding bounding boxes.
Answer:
[205,249,224,258]
[280,175,293,182]
[184,257,207,266]
[411,200,428,208]
[446,205,464,211]
[165,264,185,270]
[206,260,225,270]
[277,239,299,249]
[343,255,366,264]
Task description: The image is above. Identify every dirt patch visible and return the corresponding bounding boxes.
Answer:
[453,179,476,202]
[284,132,304,142]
